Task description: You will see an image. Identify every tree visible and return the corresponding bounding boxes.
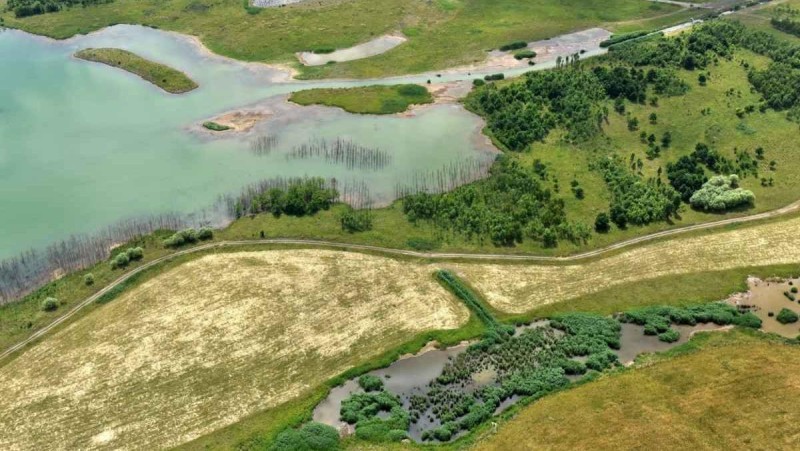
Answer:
[594,213,611,233]
[84,273,94,286]
[649,112,658,124]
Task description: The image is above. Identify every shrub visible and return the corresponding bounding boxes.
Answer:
[164,228,199,248]
[658,328,680,343]
[396,84,428,97]
[499,41,527,51]
[594,212,611,233]
[560,359,587,375]
[127,247,144,261]
[473,78,486,87]
[41,297,58,312]
[689,175,755,211]
[777,308,799,324]
[269,422,340,451]
[110,252,130,270]
[339,209,373,233]
[514,50,537,60]
[732,312,762,328]
[358,374,384,392]
[197,227,214,241]
[84,273,95,286]
[312,46,336,54]
[484,73,505,81]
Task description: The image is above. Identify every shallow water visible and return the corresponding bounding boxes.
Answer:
[312,319,721,441]
[0,25,499,258]
[727,277,800,338]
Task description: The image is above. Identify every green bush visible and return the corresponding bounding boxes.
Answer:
[484,73,505,81]
[84,273,95,286]
[339,209,373,233]
[197,227,214,241]
[514,50,537,60]
[396,84,428,97]
[110,252,130,270]
[499,41,527,51]
[777,308,799,324]
[689,175,755,211]
[358,374,384,392]
[473,78,486,87]
[41,297,59,312]
[269,422,340,451]
[732,312,762,328]
[164,228,199,248]
[312,46,336,54]
[657,328,680,343]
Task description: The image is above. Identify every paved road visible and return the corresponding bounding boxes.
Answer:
[2,199,799,362]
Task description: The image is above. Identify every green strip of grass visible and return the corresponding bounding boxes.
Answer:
[75,48,198,93]
[289,84,433,114]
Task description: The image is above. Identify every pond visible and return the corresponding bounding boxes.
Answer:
[0,25,500,260]
[727,277,800,338]
[312,318,726,442]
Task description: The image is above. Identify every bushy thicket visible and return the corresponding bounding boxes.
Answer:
[621,303,762,342]
[8,0,111,17]
[596,158,680,228]
[612,20,800,115]
[110,247,144,269]
[269,422,340,451]
[41,297,58,312]
[339,209,373,233]
[163,227,214,248]
[231,177,337,219]
[340,391,409,442]
[358,375,383,392]
[600,30,653,48]
[689,175,755,211]
[772,17,800,37]
[403,156,590,247]
[468,68,607,150]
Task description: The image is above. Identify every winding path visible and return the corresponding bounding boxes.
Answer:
[2,199,799,362]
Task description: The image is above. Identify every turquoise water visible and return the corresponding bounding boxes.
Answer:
[0,25,496,259]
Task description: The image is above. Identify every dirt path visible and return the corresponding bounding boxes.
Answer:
[2,199,799,362]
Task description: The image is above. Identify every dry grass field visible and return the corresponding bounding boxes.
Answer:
[474,330,800,450]
[0,250,468,451]
[451,216,800,314]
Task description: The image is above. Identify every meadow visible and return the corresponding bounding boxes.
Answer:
[1,0,681,78]
[475,330,800,450]
[0,249,470,450]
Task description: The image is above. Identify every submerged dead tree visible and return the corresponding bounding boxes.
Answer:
[287,137,392,170]
[0,213,208,304]
[249,134,279,156]
[395,157,495,198]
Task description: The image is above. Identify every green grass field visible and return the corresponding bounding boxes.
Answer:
[289,84,433,114]
[74,48,198,93]
[476,329,800,450]
[1,0,680,78]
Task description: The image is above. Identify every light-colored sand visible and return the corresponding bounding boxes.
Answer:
[0,250,468,451]
[206,109,271,132]
[297,34,407,66]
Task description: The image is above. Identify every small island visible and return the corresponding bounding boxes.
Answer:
[289,84,433,114]
[74,48,198,94]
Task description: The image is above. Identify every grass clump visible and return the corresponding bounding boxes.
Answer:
[202,121,231,132]
[358,374,383,392]
[289,84,432,114]
[74,48,198,94]
[163,227,214,248]
[499,40,527,51]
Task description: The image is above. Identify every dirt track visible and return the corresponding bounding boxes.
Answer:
[2,199,799,362]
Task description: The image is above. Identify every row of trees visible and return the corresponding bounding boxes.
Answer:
[223,177,339,219]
